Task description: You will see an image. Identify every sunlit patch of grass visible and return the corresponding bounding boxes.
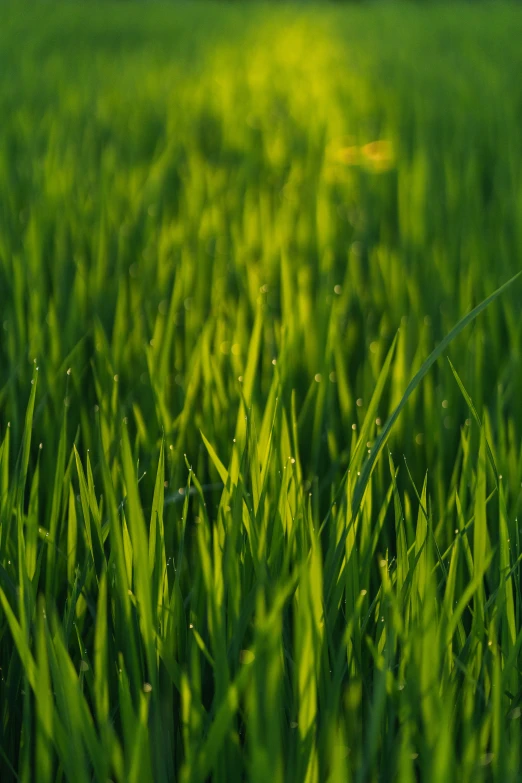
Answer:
[360,139,395,172]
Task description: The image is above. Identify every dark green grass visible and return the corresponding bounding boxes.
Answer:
[1,3,522,781]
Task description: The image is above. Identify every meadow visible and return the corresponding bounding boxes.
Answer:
[1,2,522,781]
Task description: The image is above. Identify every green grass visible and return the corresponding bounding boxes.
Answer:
[2,2,522,780]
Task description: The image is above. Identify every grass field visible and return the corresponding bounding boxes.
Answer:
[2,2,522,781]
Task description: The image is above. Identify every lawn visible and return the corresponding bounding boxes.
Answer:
[1,2,522,781]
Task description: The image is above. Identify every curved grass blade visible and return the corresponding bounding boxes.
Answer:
[351,272,521,520]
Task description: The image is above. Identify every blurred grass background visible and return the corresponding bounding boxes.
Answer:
[1,3,522,781]
[2,3,522,489]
